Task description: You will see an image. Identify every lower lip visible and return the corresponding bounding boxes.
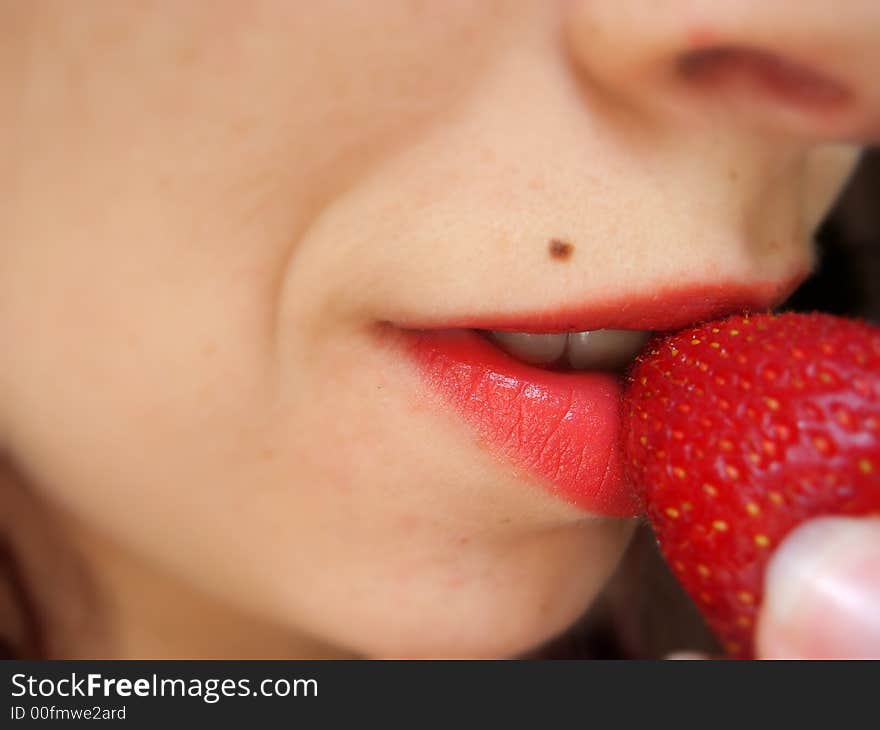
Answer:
[406,329,637,517]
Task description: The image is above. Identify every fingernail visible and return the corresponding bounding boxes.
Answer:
[758,517,880,659]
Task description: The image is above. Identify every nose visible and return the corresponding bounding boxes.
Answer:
[564,0,880,143]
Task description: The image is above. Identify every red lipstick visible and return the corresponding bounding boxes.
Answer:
[411,329,630,515]
[401,279,803,518]
[402,279,802,334]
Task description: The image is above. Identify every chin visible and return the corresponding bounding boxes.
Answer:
[355,577,603,659]
[282,519,636,659]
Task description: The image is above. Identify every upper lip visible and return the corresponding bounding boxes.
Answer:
[393,275,806,334]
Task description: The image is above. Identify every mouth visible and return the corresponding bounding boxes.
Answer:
[485,329,651,372]
[403,327,642,518]
[392,279,803,519]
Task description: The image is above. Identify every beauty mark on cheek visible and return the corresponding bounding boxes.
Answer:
[548,239,574,261]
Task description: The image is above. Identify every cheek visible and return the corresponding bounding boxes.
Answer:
[1,258,284,588]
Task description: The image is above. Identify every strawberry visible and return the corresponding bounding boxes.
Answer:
[622,311,880,658]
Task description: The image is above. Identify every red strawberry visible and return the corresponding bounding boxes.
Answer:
[623,311,880,658]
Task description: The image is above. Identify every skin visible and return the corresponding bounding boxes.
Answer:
[1,1,879,659]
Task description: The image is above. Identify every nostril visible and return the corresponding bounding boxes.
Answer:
[677,46,852,112]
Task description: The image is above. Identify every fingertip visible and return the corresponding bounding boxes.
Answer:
[757,516,880,659]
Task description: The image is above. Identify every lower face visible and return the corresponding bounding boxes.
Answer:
[0,2,863,657]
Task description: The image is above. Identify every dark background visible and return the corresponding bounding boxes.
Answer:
[785,148,880,323]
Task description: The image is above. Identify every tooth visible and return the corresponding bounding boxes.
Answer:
[567,329,651,371]
[489,331,568,366]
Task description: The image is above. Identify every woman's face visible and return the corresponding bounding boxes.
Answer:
[2,1,878,657]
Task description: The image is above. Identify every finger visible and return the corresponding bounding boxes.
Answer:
[665,651,712,660]
[756,516,880,659]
